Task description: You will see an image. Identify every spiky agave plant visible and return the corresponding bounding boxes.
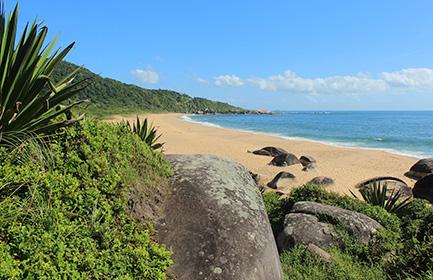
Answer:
[0,3,87,145]
[350,181,412,214]
[127,116,164,151]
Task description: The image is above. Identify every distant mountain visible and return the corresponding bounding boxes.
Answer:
[51,61,246,117]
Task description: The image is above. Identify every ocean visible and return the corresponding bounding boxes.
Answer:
[185,111,433,159]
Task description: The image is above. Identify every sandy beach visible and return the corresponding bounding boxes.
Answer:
[110,113,418,195]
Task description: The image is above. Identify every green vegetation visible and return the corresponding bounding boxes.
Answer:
[0,120,172,279]
[350,182,412,214]
[0,5,86,145]
[126,116,164,151]
[281,245,386,280]
[51,61,245,117]
[263,184,433,279]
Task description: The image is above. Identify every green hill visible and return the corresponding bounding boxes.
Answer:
[51,61,245,117]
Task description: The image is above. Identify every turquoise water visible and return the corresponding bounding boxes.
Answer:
[186,111,433,158]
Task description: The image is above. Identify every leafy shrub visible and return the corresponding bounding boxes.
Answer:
[0,120,172,279]
[0,4,86,145]
[350,181,412,214]
[386,199,433,278]
[262,192,291,237]
[126,116,164,150]
[280,245,386,280]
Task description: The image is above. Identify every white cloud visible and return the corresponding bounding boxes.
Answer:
[248,71,388,95]
[196,77,209,85]
[210,68,433,96]
[214,75,244,87]
[381,68,433,91]
[131,66,159,84]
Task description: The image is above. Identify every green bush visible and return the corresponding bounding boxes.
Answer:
[126,116,164,151]
[262,192,291,237]
[280,245,386,280]
[387,199,433,278]
[351,181,412,214]
[0,4,86,145]
[0,120,172,279]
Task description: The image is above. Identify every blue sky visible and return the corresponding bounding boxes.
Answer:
[11,0,433,110]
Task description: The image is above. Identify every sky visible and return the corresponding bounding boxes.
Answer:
[10,0,433,110]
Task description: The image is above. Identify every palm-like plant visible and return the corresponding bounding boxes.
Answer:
[350,181,412,214]
[127,116,164,150]
[0,3,87,145]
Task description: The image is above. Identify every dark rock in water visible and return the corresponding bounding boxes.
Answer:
[302,163,317,172]
[413,174,433,203]
[308,176,334,186]
[405,158,433,179]
[300,155,316,167]
[159,155,282,280]
[269,153,300,167]
[250,146,288,157]
[356,176,412,198]
[267,171,296,189]
[290,201,383,245]
[277,213,341,251]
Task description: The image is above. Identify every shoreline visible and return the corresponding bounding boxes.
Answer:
[181,114,423,160]
[109,113,418,195]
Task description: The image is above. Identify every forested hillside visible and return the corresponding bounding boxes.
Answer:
[52,61,245,116]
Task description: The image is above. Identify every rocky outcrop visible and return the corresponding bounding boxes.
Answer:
[405,158,433,179]
[413,174,433,203]
[269,153,300,167]
[277,201,384,252]
[300,155,316,167]
[308,176,335,186]
[267,171,296,189]
[290,201,383,244]
[158,155,282,280]
[356,176,412,198]
[249,146,288,157]
[277,213,341,251]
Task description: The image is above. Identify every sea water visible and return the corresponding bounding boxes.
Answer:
[186,111,433,159]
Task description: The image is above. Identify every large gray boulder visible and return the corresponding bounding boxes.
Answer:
[277,213,341,251]
[291,201,383,244]
[158,155,282,280]
[406,158,433,179]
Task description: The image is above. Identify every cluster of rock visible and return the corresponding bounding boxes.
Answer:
[155,151,433,278]
[276,201,384,260]
[193,109,273,115]
[406,157,433,202]
[248,146,334,191]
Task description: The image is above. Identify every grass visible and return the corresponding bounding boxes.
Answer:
[281,246,386,280]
